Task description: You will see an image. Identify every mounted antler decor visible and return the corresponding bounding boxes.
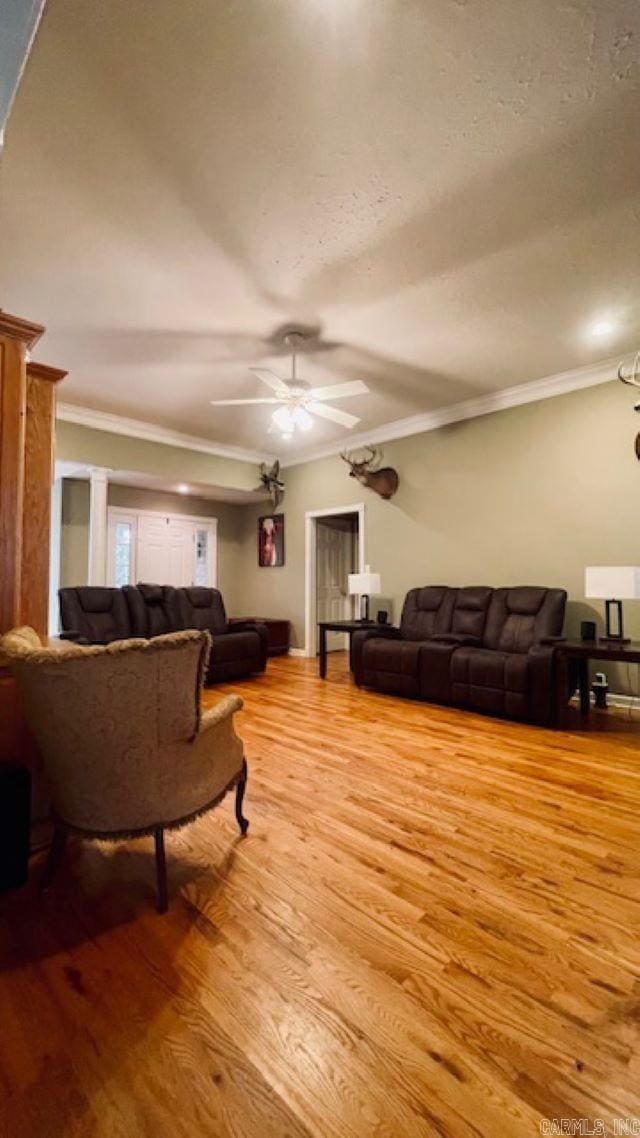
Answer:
[340,446,399,500]
[259,460,285,508]
[617,351,640,459]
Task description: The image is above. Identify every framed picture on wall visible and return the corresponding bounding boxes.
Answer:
[258,513,285,568]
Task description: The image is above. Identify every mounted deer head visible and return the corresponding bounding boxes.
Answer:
[618,352,640,459]
[340,445,399,500]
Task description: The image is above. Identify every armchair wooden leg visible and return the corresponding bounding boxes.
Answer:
[154,827,168,913]
[235,759,249,836]
[40,826,68,894]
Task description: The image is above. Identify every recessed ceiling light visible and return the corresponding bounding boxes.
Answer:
[590,319,616,338]
[177,483,190,494]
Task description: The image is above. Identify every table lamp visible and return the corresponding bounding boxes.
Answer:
[348,565,381,622]
[584,566,640,642]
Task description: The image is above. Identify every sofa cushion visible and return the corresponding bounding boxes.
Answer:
[59,587,131,644]
[178,587,228,635]
[76,587,117,614]
[451,647,529,692]
[450,646,531,719]
[450,586,493,639]
[124,584,178,639]
[138,583,164,605]
[400,587,455,641]
[483,587,566,653]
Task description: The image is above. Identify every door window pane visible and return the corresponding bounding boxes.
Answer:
[114,521,132,587]
[194,529,208,586]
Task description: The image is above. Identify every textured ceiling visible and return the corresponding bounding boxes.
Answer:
[1,0,639,454]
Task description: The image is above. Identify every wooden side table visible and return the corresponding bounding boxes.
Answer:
[229,618,290,657]
[318,619,378,678]
[554,638,640,725]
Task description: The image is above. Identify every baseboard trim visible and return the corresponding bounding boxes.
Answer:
[288,647,308,658]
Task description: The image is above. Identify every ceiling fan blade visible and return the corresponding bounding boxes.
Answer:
[249,367,290,396]
[307,401,361,429]
[308,380,369,401]
[209,397,280,406]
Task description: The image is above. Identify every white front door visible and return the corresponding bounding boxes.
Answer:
[316,521,355,651]
[107,508,217,588]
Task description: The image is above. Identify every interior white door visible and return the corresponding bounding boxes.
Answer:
[316,521,355,651]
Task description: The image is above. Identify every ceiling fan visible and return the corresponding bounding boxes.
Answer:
[209,332,369,440]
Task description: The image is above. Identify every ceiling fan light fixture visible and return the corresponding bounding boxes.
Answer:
[271,405,295,434]
[292,406,313,431]
[209,330,369,439]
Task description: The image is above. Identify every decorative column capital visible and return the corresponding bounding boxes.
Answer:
[89,466,110,482]
[0,310,45,349]
[27,361,67,384]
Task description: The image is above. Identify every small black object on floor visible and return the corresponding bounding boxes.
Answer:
[0,763,31,894]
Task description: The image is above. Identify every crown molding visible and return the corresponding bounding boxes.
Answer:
[281,354,621,467]
[56,354,619,472]
[56,403,276,465]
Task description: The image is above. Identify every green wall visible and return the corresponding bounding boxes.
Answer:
[235,381,640,688]
[60,478,90,588]
[56,420,262,491]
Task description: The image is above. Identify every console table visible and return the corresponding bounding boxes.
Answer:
[318,619,378,679]
[554,639,640,724]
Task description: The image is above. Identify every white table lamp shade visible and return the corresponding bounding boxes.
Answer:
[585,567,640,600]
[348,566,381,596]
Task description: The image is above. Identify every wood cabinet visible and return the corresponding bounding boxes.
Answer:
[0,311,67,827]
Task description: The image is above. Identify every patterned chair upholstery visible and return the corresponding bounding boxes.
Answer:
[1,626,249,911]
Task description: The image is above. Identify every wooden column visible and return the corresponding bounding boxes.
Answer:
[0,313,42,631]
[0,311,67,829]
[21,362,67,634]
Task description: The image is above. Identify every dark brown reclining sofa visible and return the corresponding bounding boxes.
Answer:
[59,584,268,684]
[351,585,566,725]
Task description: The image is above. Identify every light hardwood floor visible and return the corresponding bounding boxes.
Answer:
[1,653,639,1138]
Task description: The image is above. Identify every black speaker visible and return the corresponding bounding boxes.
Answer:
[377,611,389,625]
[581,620,596,642]
[0,764,31,893]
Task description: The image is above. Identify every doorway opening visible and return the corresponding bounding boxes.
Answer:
[304,503,365,657]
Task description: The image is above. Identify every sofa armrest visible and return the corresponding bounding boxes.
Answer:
[351,626,400,682]
[227,621,269,669]
[527,643,559,724]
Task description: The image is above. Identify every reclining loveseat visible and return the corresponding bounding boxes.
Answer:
[59,584,268,684]
[351,585,566,725]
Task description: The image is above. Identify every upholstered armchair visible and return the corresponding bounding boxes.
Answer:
[1,627,249,912]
